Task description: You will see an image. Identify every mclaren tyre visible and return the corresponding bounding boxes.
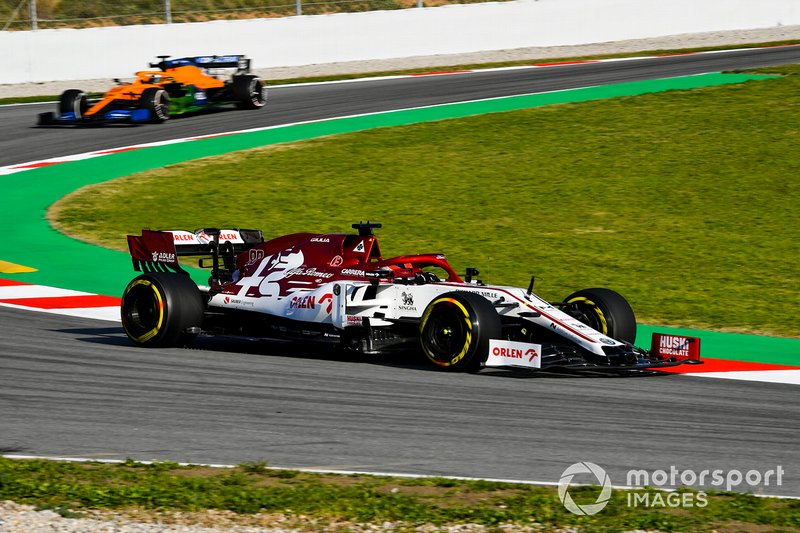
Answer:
[233,75,267,109]
[140,87,170,123]
[58,89,88,120]
[121,273,203,348]
[419,291,501,372]
[564,287,637,344]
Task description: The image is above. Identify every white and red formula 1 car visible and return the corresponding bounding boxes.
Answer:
[121,222,701,372]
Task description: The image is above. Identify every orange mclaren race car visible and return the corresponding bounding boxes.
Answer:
[37,55,267,125]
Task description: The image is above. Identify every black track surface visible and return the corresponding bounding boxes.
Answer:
[1,307,797,495]
[2,47,799,495]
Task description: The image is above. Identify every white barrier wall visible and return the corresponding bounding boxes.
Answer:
[1,0,799,84]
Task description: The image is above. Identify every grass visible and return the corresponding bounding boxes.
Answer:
[50,64,800,338]
[0,95,58,105]
[1,457,798,532]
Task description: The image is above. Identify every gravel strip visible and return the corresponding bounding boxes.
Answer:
[0,500,665,533]
[0,501,293,532]
[0,500,575,533]
[1,25,799,98]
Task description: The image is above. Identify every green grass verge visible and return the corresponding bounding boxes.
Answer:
[51,64,800,338]
[1,458,798,532]
[3,41,798,105]
[0,95,57,105]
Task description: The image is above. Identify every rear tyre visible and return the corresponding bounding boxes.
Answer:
[121,273,203,348]
[140,87,170,123]
[564,288,637,344]
[232,75,267,109]
[58,89,88,119]
[419,291,501,372]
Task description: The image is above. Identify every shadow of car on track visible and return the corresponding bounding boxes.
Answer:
[52,326,133,347]
[33,105,246,128]
[58,325,673,379]
[478,367,673,379]
[0,445,29,454]
[56,325,387,366]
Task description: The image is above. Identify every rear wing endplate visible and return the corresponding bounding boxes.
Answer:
[128,230,183,274]
[650,333,702,362]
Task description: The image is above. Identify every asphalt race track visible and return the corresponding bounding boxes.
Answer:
[2,47,799,496]
[2,307,798,495]
[2,46,800,168]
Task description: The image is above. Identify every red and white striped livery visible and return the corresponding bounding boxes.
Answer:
[121,222,702,372]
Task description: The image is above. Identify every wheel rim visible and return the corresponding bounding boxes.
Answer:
[154,92,169,119]
[74,95,86,119]
[122,280,164,343]
[567,297,608,335]
[421,299,472,366]
[250,79,265,106]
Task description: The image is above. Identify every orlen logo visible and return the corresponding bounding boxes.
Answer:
[290,293,334,313]
[290,295,316,309]
[173,233,196,242]
[319,293,333,313]
[491,346,538,362]
[197,231,240,242]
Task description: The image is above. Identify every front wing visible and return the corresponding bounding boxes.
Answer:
[38,108,156,125]
[484,333,702,372]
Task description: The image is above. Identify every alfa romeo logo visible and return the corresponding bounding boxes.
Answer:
[558,462,612,515]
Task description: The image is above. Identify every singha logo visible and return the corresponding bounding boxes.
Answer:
[401,292,414,306]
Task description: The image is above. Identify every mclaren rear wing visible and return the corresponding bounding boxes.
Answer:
[127,228,263,283]
[151,55,251,71]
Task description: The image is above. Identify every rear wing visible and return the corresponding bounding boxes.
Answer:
[127,228,263,283]
[150,55,251,72]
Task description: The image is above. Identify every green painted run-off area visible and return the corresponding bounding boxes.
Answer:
[2,72,798,364]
